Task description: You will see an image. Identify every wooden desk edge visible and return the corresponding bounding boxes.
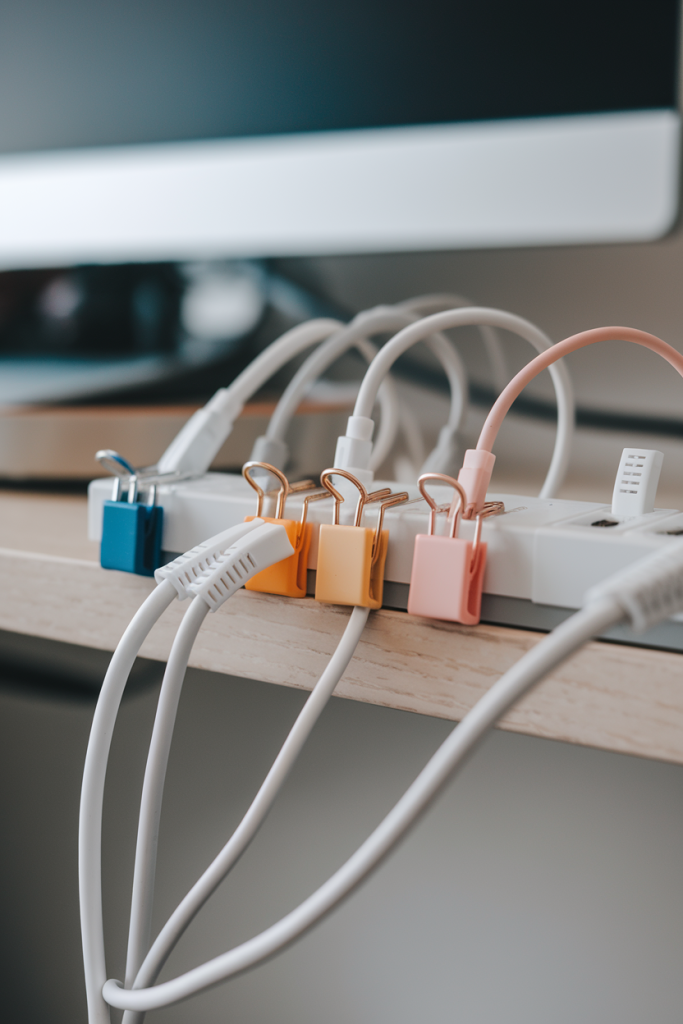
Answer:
[0,544,681,765]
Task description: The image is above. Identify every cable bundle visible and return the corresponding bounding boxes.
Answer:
[81,301,683,1022]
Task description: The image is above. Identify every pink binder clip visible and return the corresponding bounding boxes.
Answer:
[407,473,503,625]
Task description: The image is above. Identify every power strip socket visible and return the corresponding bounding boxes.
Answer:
[88,473,683,649]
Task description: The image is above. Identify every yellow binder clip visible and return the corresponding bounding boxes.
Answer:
[314,468,408,609]
[242,461,329,598]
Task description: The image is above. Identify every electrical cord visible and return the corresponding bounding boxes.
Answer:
[249,330,401,477]
[342,307,574,500]
[462,326,683,515]
[122,604,370,1024]
[470,382,683,438]
[104,536,683,1015]
[85,320,683,1019]
[80,579,178,1024]
[157,317,343,476]
[156,300,471,481]
[123,521,296,996]
[477,326,683,453]
[253,304,468,476]
[396,292,509,395]
[124,596,209,989]
[80,518,287,1024]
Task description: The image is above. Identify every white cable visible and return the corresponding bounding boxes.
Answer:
[157,317,343,476]
[102,541,683,1015]
[397,293,509,395]
[123,605,370,1024]
[339,308,575,500]
[124,523,295,991]
[79,518,279,1024]
[265,306,466,441]
[79,580,177,1024]
[124,597,209,988]
[103,594,623,1013]
[367,345,401,473]
[252,306,467,475]
[249,333,400,477]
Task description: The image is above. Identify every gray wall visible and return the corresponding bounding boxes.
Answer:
[2,658,682,1024]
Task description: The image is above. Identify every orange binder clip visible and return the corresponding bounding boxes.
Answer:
[242,461,328,597]
[407,473,503,625]
[314,468,408,609]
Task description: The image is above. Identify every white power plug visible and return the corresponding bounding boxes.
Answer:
[611,448,663,517]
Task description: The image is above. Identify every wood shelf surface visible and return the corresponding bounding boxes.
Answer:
[0,490,682,765]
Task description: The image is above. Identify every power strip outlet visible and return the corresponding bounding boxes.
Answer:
[88,473,683,650]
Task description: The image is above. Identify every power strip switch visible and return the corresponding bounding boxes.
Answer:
[611,448,663,517]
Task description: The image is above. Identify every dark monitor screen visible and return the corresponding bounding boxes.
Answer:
[0,0,678,154]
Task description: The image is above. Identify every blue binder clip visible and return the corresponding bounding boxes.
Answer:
[97,450,164,576]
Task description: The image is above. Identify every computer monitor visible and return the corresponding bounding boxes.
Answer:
[0,0,679,268]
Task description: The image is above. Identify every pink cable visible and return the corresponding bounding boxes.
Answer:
[478,326,683,451]
[458,327,683,515]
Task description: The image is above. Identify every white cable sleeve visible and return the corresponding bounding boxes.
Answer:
[259,306,467,474]
[263,320,395,444]
[123,605,371,1024]
[103,595,622,1014]
[154,519,265,599]
[156,318,343,476]
[351,308,574,500]
[584,540,683,633]
[397,293,509,394]
[124,597,210,989]
[263,309,419,441]
[79,579,177,1024]
[251,335,399,476]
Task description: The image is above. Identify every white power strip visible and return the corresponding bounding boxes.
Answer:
[88,472,683,648]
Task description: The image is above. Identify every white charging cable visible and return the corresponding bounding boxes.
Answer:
[80,519,290,1024]
[396,292,509,395]
[251,304,468,476]
[101,541,683,1016]
[80,524,373,1024]
[156,317,343,476]
[122,602,370,1024]
[334,307,574,499]
[124,523,296,992]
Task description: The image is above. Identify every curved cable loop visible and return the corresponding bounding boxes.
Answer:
[104,596,624,1014]
[121,605,371,1024]
[124,598,210,991]
[157,318,344,476]
[396,292,509,395]
[99,327,683,1019]
[79,581,178,1024]
[351,307,575,501]
[259,305,468,477]
[124,586,372,1019]
[262,330,399,474]
[475,326,683,454]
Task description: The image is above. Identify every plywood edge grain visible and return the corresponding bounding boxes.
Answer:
[0,543,681,764]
